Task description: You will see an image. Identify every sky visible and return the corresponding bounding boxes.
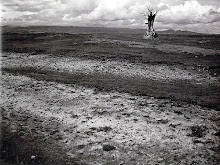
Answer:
[1,0,220,33]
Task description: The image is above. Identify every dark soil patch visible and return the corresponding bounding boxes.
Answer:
[3,67,220,110]
[2,27,220,74]
[0,108,84,165]
[189,125,207,138]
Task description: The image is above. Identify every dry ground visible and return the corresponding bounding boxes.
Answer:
[1,26,220,164]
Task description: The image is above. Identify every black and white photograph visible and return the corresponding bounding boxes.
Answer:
[1,0,220,164]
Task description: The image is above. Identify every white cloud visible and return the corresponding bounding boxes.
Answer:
[156,1,217,24]
[1,0,220,33]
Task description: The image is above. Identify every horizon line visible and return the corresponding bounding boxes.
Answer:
[1,25,219,35]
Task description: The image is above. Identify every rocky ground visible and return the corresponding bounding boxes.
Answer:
[1,26,220,164]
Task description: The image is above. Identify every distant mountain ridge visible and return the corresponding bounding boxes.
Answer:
[157,29,201,35]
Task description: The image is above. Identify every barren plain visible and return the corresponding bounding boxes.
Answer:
[1,26,220,165]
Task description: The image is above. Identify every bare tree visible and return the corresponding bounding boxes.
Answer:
[142,7,158,39]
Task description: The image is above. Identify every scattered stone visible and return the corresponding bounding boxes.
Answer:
[157,119,169,124]
[97,126,112,132]
[84,130,94,135]
[122,113,131,117]
[97,110,108,115]
[169,123,181,128]
[139,102,148,106]
[78,144,86,149]
[90,127,97,131]
[70,114,78,118]
[103,144,116,151]
[193,139,202,143]
[134,118,138,122]
[174,110,182,115]
[31,155,36,159]
[129,97,136,100]
[184,115,191,120]
[214,131,220,137]
[203,140,214,144]
[158,104,165,107]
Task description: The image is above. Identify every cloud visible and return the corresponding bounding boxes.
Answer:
[1,0,220,33]
[156,1,219,24]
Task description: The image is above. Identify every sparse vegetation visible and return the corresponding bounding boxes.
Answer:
[1,26,220,164]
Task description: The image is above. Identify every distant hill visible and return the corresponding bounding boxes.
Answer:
[2,25,144,35]
[157,29,201,35]
[2,26,217,36]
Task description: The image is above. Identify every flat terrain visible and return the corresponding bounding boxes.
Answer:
[1,26,220,164]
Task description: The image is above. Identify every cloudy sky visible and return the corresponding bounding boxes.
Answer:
[1,0,220,33]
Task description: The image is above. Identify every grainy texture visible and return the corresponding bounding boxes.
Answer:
[1,26,220,164]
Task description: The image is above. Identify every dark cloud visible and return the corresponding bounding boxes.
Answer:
[15,5,43,12]
[209,9,220,15]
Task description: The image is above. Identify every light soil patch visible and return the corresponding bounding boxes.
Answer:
[2,53,217,83]
[2,73,219,164]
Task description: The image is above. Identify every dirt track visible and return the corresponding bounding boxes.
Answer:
[1,27,220,164]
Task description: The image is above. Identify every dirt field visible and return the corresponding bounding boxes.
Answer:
[1,26,220,164]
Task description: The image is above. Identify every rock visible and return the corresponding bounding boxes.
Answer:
[157,119,169,124]
[214,131,220,137]
[174,110,182,115]
[31,155,36,159]
[70,114,78,118]
[139,102,148,106]
[193,139,202,143]
[78,144,86,149]
[97,126,112,132]
[103,144,116,151]
[134,118,138,122]
[90,127,97,131]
